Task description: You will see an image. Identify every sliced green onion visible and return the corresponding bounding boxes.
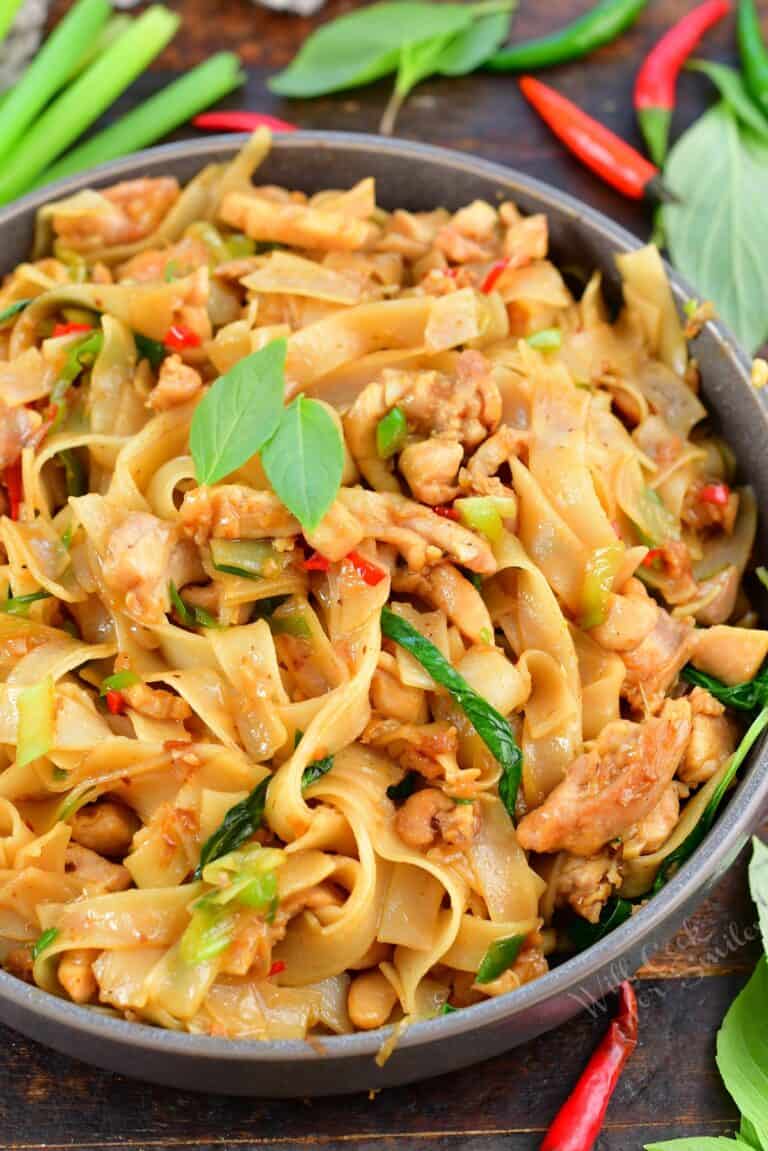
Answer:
[0,6,180,205]
[224,233,256,260]
[99,670,141,696]
[237,869,278,912]
[634,486,680,546]
[475,934,526,984]
[0,0,110,164]
[67,13,132,81]
[270,606,311,638]
[168,580,221,629]
[526,327,562,350]
[455,497,503,543]
[0,590,51,617]
[59,449,86,497]
[210,538,289,580]
[376,406,408,459]
[0,298,32,327]
[31,926,59,961]
[579,543,624,631]
[60,331,103,384]
[41,53,245,186]
[179,901,238,964]
[16,676,56,767]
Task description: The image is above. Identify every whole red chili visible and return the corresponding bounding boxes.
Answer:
[635,0,730,166]
[302,551,331,572]
[105,689,126,716]
[540,981,638,1151]
[3,461,23,520]
[52,321,93,338]
[193,111,298,134]
[519,76,672,203]
[268,959,286,977]
[481,259,510,294]
[346,550,386,587]
[433,505,460,521]
[164,324,202,352]
[698,481,730,506]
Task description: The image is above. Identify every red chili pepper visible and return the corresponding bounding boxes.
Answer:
[268,959,286,977]
[302,551,331,572]
[642,547,664,567]
[346,550,386,587]
[52,321,93,338]
[519,76,671,203]
[105,689,126,716]
[698,481,730,506]
[164,324,202,352]
[635,0,730,166]
[433,505,460,521]
[540,981,638,1151]
[3,461,23,520]
[481,259,510,294]
[193,111,298,134]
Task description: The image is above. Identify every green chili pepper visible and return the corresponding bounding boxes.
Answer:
[376,406,408,459]
[488,0,647,72]
[738,0,768,118]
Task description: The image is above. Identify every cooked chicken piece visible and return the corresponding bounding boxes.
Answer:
[0,399,39,469]
[304,498,365,560]
[434,201,499,263]
[375,208,448,259]
[57,949,99,1004]
[117,236,209,283]
[147,354,203,411]
[338,488,497,574]
[391,563,493,644]
[3,945,34,982]
[65,843,132,893]
[52,178,180,252]
[122,681,192,721]
[460,425,527,496]
[552,851,623,924]
[503,214,548,266]
[364,717,458,780]
[691,625,768,685]
[371,653,429,724]
[399,436,463,505]
[101,512,178,626]
[70,800,140,857]
[394,787,478,849]
[654,539,699,604]
[179,485,299,544]
[682,482,739,535]
[622,783,679,857]
[621,607,696,713]
[679,688,739,786]
[219,192,377,252]
[517,699,692,856]
[591,584,659,652]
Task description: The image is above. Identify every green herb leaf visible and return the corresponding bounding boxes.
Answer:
[681,663,768,712]
[190,339,286,486]
[749,836,768,955]
[0,298,32,326]
[381,32,456,133]
[195,774,271,877]
[475,933,525,984]
[301,755,334,788]
[438,7,512,75]
[439,1002,458,1015]
[134,331,166,369]
[0,590,51,617]
[260,393,343,532]
[663,103,768,353]
[269,2,477,98]
[568,896,634,951]
[386,770,419,802]
[99,670,141,696]
[377,406,408,459]
[715,957,768,1149]
[31,926,59,961]
[688,60,768,143]
[381,607,523,814]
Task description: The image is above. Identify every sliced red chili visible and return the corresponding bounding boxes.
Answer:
[481,259,510,294]
[164,324,202,352]
[642,547,664,567]
[346,550,386,586]
[193,111,298,134]
[52,321,93,338]
[268,959,286,977]
[540,981,638,1151]
[105,689,126,716]
[433,505,460,521]
[698,482,730,506]
[302,551,331,572]
[3,461,23,520]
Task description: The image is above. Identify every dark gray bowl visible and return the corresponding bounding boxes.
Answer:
[1,132,766,1096]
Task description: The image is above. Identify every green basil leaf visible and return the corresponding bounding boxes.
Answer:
[715,957,768,1149]
[682,663,768,712]
[381,32,456,133]
[386,770,420,802]
[663,103,768,353]
[31,926,59,961]
[260,394,343,532]
[438,7,512,75]
[739,1116,763,1151]
[568,896,634,951]
[749,836,768,955]
[475,933,525,984]
[688,60,768,143]
[301,755,334,788]
[134,332,166,369]
[195,774,272,876]
[0,298,32,326]
[190,339,286,486]
[269,2,476,98]
[439,1002,458,1015]
[381,607,522,813]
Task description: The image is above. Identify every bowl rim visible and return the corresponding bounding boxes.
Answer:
[0,129,764,1065]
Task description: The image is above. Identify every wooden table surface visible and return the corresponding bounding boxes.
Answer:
[5,1,767,1148]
